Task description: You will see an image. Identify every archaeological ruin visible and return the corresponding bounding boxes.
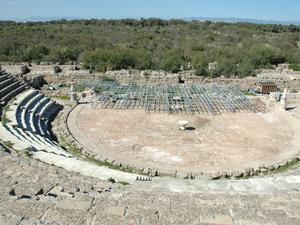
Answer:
[0,64,300,224]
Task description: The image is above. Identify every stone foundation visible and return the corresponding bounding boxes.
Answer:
[2,63,300,91]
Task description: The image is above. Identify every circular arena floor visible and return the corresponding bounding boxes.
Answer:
[67,104,299,175]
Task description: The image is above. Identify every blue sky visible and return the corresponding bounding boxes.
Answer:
[1,0,300,22]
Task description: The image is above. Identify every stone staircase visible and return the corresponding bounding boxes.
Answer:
[0,69,300,224]
[0,70,140,183]
[0,147,300,225]
[0,70,27,106]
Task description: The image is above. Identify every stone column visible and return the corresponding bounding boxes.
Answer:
[280,88,288,110]
[70,85,78,104]
[178,120,188,131]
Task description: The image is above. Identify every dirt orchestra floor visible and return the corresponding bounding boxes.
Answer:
[67,104,299,175]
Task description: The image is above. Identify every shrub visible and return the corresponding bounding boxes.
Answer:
[3,141,14,149]
[108,177,116,183]
[23,45,49,61]
[289,64,300,71]
[74,84,86,92]
[1,105,11,124]
[101,76,116,82]
[53,95,70,101]
[0,19,299,76]
[21,65,30,75]
[81,48,137,72]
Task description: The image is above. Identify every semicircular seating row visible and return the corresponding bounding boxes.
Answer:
[15,89,61,139]
[0,70,139,182]
[0,69,71,157]
[0,70,27,106]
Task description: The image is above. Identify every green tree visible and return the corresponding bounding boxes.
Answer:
[237,61,254,77]
[48,47,78,63]
[160,49,187,73]
[192,53,209,76]
[249,45,285,68]
[23,45,49,61]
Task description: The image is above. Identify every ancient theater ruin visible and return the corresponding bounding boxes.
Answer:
[0,62,300,224]
[62,80,299,177]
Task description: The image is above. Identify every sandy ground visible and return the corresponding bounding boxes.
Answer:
[67,104,299,174]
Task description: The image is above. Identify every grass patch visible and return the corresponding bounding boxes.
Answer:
[74,84,86,92]
[236,175,252,180]
[85,155,122,170]
[59,134,143,175]
[237,159,300,180]
[271,159,299,174]
[84,156,142,175]
[24,148,33,157]
[101,76,116,82]
[53,95,70,101]
[1,104,12,124]
[59,134,82,157]
[94,86,109,94]
[107,177,116,183]
[3,141,14,149]
[118,181,130,186]
[241,89,256,96]
[289,64,300,71]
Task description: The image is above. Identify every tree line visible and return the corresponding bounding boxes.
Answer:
[0,18,300,77]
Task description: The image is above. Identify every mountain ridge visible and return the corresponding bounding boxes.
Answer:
[1,16,299,26]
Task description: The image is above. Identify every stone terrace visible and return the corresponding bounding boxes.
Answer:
[1,147,300,225]
[0,69,300,225]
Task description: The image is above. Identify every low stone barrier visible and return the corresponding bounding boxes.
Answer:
[52,102,300,181]
[2,63,300,91]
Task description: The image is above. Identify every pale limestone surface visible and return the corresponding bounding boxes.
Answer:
[67,104,299,175]
[1,147,300,225]
[1,69,300,224]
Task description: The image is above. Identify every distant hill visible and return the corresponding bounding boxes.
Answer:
[1,16,300,26]
[1,16,80,22]
[184,17,300,25]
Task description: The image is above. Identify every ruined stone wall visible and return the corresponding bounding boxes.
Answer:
[2,63,300,91]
